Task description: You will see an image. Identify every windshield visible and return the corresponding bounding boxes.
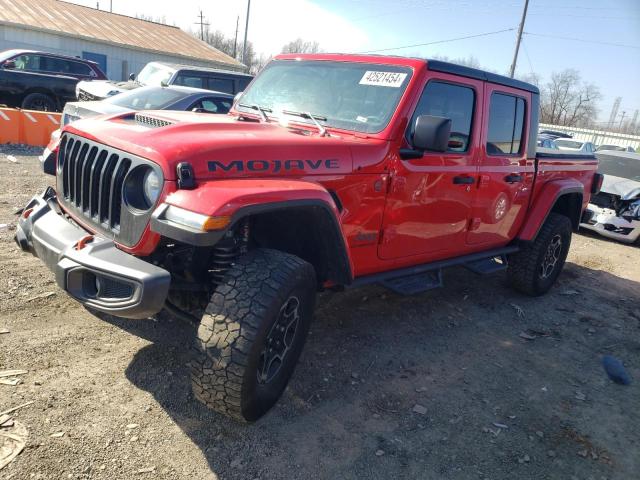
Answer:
[137,63,175,86]
[556,139,583,149]
[106,86,186,110]
[597,154,640,181]
[237,60,412,134]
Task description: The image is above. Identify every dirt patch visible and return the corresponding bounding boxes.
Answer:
[1,148,639,479]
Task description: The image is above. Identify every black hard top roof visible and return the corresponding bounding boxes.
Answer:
[425,59,539,94]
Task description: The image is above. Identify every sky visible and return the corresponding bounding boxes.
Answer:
[67,0,640,124]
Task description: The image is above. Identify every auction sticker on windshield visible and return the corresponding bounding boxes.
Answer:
[359,71,407,87]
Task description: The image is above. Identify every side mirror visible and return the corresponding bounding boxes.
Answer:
[3,60,16,69]
[412,115,452,152]
[129,73,136,81]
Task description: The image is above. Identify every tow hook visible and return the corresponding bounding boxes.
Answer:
[75,235,94,251]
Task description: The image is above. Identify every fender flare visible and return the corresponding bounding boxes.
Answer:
[151,179,354,284]
[517,178,584,242]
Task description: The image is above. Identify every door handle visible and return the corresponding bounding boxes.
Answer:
[504,174,523,184]
[453,175,475,185]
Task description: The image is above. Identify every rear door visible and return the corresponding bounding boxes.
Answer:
[379,75,481,260]
[466,85,534,246]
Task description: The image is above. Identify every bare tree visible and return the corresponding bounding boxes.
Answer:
[539,69,601,128]
[281,38,321,54]
[135,13,169,25]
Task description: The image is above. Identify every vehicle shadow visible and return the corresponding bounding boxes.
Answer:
[103,262,640,479]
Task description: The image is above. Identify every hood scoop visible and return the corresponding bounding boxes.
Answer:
[134,113,175,129]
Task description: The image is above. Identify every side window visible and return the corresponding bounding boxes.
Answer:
[408,81,475,153]
[207,77,234,94]
[190,98,232,114]
[68,61,92,76]
[486,93,526,155]
[13,54,41,71]
[174,74,205,88]
[40,57,71,74]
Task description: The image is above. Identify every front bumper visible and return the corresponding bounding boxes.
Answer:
[15,189,171,319]
[580,204,640,244]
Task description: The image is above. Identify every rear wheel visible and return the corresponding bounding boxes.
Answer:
[21,93,56,111]
[190,248,316,422]
[507,213,572,296]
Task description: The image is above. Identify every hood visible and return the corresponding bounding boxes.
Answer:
[601,175,640,200]
[78,80,137,98]
[62,111,387,181]
[64,101,132,121]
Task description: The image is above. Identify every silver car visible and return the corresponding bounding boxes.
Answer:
[581,151,640,244]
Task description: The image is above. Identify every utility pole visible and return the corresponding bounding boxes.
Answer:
[110,0,112,12]
[607,97,622,130]
[233,15,239,59]
[509,0,530,78]
[619,111,626,131]
[195,10,209,41]
[242,0,251,65]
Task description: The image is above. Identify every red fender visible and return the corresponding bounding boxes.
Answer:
[518,178,584,242]
[163,178,354,283]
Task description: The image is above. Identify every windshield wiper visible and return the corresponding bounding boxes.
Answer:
[238,103,271,122]
[282,110,329,137]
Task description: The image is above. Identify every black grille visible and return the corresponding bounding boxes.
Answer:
[59,136,131,232]
[56,134,162,247]
[77,89,101,101]
[135,113,174,128]
[99,277,134,299]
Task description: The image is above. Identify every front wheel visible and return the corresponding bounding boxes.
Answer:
[507,213,572,296]
[190,249,316,422]
[21,93,56,111]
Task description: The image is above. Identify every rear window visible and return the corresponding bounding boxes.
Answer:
[556,139,583,149]
[486,93,525,155]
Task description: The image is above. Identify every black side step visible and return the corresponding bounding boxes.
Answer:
[351,246,519,293]
[381,269,443,295]
[464,255,508,275]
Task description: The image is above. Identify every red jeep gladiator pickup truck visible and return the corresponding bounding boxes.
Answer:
[16,54,600,422]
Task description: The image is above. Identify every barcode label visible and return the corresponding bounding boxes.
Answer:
[359,71,407,87]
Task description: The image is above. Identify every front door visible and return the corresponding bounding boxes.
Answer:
[379,75,481,260]
[466,85,534,246]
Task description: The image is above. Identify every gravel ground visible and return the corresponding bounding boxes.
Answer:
[1,146,639,480]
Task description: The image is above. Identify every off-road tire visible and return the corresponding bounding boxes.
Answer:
[507,213,572,296]
[190,248,316,422]
[21,93,56,111]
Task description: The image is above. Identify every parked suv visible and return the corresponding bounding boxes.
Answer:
[76,61,253,101]
[0,49,107,111]
[17,54,600,423]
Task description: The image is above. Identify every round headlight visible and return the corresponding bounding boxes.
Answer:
[143,169,161,206]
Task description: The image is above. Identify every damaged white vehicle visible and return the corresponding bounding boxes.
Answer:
[581,151,640,244]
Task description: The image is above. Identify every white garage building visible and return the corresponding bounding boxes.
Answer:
[0,0,245,80]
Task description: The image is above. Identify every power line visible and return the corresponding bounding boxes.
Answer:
[358,28,515,54]
[520,38,535,77]
[524,32,640,50]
